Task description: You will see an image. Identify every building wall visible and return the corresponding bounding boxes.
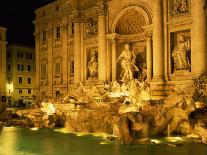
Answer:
[34,0,207,98]
[6,44,35,106]
[0,26,7,100]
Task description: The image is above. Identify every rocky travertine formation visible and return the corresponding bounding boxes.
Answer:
[8,73,207,145]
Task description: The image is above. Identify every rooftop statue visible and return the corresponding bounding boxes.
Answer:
[172,35,191,71]
[117,44,139,83]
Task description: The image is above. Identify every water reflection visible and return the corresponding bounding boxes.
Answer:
[0,127,207,155]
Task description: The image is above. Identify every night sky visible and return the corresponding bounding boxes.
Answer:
[0,0,55,46]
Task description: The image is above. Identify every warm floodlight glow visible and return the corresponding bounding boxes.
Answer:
[41,102,56,115]
[109,91,129,98]
[6,83,14,94]
[30,127,39,131]
[165,137,184,142]
[54,128,71,134]
[100,141,109,145]
[150,139,161,144]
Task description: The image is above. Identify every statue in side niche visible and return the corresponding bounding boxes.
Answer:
[117,44,139,83]
[87,50,98,79]
[172,35,191,71]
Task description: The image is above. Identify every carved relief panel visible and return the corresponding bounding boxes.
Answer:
[86,17,98,37]
[170,0,191,17]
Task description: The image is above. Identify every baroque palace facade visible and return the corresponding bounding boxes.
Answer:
[34,0,207,98]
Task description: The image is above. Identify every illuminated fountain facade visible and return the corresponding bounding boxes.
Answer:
[28,0,207,145]
[34,0,207,98]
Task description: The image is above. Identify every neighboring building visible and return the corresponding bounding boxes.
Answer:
[6,44,35,106]
[34,0,207,98]
[0,26,7,101]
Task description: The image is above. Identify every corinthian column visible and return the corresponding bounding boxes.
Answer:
[111,38,117,82]
[96,1,107,83]
[191,0,207,74]
[145,31,153,81]
[152,0,164,81]
[72,11,84,84]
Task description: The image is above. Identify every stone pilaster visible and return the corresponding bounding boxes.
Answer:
[111,38,117,82]
[96,1,107,83]
[191,0,207,74]
[47,22,53,97]
[152,0,164,81]
[34,26,40,98]
[0,27,7,97]
[61,17,68,93]
[72,11,85,84]
[145,31,153,81]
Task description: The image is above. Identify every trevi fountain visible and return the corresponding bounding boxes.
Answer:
[1,0,207,154]
[1,44,207,154]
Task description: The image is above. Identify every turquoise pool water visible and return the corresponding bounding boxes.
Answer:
[0,127,207,155]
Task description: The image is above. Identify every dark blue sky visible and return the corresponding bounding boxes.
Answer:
[0,0,55,46]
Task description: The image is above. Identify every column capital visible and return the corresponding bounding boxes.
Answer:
[145,30,153,38]
[71,10,85,23]
[96,1,108,16]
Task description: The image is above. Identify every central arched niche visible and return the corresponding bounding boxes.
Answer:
[115,8,146,35]
[112,5,152,81]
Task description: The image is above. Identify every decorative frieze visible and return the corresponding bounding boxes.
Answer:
[170,0,191,16]
[71,11,85,23]
[86,17,98,36]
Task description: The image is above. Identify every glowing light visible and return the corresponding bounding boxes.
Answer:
[76,133,88,137]
[30,127,39,131]
[165,137,184,142]
[109,91,129,98]
[6,83,14,94]
[100,141,109,145]
[150,139,161,144]
[41,102,56,115]
[54,128,71,134]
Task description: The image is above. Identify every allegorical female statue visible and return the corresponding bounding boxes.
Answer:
[87,50,98,79]
[117,44,139,83]
[172,35,191,71]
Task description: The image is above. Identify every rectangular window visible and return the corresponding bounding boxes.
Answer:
[42,31,47,42]
[55,63,60,77]
[8,64,10,71]
[30,54,32,59]
[28,78,31,84]
[28,89,31,94]
[28,65,31,71]
[21,65,24,71]
[7,52,10,59]
[19,77,22,84]
[19,89,22,94]
[56,26,61,39]
[41,64,47,78]
[21,52,23,58]
[71,23,74,35]
[70,61,74,76]
[55,5,59,12]
[56,91,60,97]
[17,64,20,70]
[26,53,29,59]
[17,52,20,58]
